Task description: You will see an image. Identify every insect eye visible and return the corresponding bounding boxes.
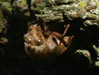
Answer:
[36,40,44,46]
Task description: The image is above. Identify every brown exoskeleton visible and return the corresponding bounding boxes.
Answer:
[24,20,74,60]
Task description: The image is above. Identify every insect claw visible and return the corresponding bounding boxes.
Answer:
[66,35,74,46]
[62,24,70,37]
[42,20,48,31]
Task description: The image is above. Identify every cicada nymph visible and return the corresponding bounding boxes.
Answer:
[24,21,74,60]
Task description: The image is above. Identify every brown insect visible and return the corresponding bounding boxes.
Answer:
[24,20,74,60]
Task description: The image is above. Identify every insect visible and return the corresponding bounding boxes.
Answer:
[24,20,74,60]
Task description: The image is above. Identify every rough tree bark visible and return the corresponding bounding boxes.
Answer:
[0,1,99,74]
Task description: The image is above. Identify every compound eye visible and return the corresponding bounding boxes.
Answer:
[36,40,44,46]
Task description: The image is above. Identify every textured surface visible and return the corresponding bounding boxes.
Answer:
[0,0,99,75]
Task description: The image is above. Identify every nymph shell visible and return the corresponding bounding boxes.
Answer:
[24,24,72,60]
